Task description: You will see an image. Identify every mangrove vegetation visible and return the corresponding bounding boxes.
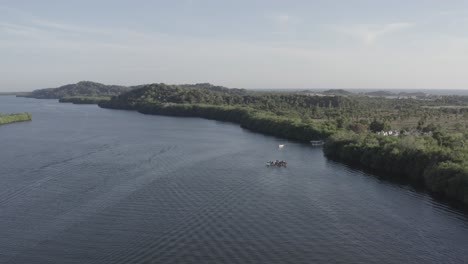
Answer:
[324,132,468,204]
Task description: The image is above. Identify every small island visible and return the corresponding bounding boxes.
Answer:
[0,112,32,126]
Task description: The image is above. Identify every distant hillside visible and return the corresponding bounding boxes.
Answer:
[321,89,354,96]
[19,81,246,100]
[99,83,352,111]
[100,83,248,109]
[364,90,395,97]
[21,81,131,99]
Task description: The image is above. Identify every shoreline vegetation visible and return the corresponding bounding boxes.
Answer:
[324,133,468,205]
[0,113,32,126]
[98,83,340,141]
[109,102,334,142]
[59,96,110,104]
[21,81,468,205]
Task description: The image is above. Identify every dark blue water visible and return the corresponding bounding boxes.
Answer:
[1,96,467,264]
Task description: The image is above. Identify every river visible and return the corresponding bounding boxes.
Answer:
[0,96,467,264]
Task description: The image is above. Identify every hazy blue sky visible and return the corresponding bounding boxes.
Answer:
[1,0,468,91]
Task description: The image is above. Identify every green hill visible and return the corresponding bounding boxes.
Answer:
[364,90,395,97]
[322,89,354,96]
[21,81,131,99]
[99,83,353,113]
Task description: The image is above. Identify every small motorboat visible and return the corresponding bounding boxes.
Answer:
[278,144,285,149]
[310,140,324,146]
[266,160,287,167]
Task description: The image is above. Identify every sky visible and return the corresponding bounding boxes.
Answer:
[1,0,468,91]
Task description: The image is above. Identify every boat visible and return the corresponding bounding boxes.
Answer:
[310,140,324,146]
[266,160,287,167]
[278,144,285,149]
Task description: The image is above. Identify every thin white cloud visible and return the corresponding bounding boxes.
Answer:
[438,10,468,16]
[267,13,299,33]
[275,14,291,25]
[0,23,41,38]
[0,17,178,49]
[334,22,414,45]
[30,19,97,33]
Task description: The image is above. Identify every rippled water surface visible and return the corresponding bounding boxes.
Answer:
[1,96,468,264]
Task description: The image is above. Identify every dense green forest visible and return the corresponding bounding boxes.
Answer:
[20,81,131,99]
[324,132,468,204]
[0,113,32,126]
[100,83,355,118]
[99,83,468,205]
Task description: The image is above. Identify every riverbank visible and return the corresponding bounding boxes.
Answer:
[0,112,32,126]
[100,101,335,142]
[324,132,468,205]
[59,96,110,104]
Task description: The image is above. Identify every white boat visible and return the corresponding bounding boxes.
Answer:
[278,144,285,149]
[310,140,324,146]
